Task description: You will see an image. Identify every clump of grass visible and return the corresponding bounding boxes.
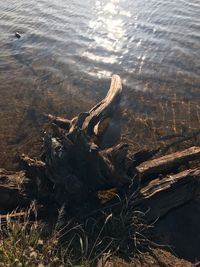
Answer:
[0,192,151,267]
[0,206,64,267]
[54,192,151,266]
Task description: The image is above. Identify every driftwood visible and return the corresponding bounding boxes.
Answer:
[136,146,200,182]
[1,75,200,224]
[136,168,200,222]
[0,169,29,212]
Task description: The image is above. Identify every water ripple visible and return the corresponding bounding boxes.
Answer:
[0,0,199,88]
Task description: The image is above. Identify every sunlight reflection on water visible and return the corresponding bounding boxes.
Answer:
[83,0,129,78]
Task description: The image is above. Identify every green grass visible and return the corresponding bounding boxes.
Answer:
[0,212,63,266]
[0,195,150,267]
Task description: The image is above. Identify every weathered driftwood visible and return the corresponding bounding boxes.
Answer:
[47,114,71,130]
[1,75,200,224]
[136,168,200,222]
[69,74,122,138]
[0,169,29,212]
[136,146,200,181]
[0,158,52,214]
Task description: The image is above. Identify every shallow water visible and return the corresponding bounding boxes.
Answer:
[0,0,200,168]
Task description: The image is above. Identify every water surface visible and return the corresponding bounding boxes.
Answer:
[0,0,200,168]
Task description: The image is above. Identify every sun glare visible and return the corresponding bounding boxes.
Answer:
[82,0,130,78]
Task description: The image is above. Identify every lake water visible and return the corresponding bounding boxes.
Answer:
[0,0,200,168]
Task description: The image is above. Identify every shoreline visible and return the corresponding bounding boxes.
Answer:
[1,76,199,266]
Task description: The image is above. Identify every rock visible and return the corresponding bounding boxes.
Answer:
[15,32,21,39]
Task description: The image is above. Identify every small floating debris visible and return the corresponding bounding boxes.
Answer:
[15,32,21,39]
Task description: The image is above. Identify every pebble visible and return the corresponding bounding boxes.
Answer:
[15,32,21,39]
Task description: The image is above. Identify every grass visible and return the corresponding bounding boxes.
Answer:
[0,207,63,267]
[0,193,151,267]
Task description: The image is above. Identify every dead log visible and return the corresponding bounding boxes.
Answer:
[46,114,71,130]
[135,168,200,223]
[0,155,54,214]
[0,169,34,213]
[136,146,200,182]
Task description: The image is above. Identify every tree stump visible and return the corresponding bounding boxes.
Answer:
[1,75,200,224]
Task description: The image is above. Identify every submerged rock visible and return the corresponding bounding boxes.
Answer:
[15,32,21,39]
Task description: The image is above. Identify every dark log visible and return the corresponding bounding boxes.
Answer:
[0,169,33,213]
[1,166,200,223]
[20,154,46,178]
[0,160,54,214]
[43,130,130,198]
[101,143,129,171]
[135,168,200,223]
[46,114,71,130]
[126,148,160,176]
[136,146,200,181]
